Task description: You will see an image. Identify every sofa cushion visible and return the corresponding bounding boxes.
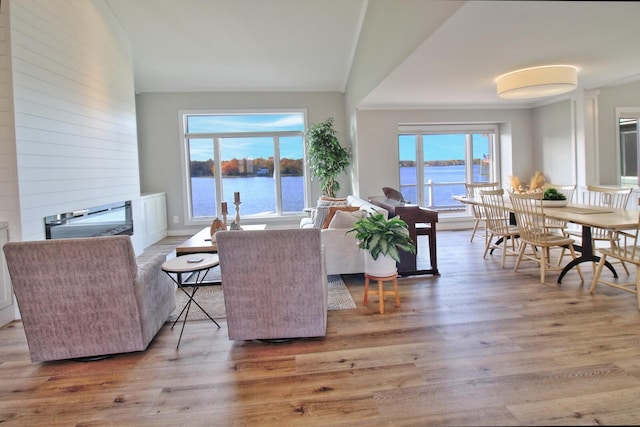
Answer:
[312,199,348,228]
[322,206,361,229]
[327,208,366,229]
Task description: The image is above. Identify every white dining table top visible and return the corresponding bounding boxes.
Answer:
[453,195,639,230]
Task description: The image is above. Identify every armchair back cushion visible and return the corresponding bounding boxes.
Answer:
[3,236,176,362]
[216,228,327,340]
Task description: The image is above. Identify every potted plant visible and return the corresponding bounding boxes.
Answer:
[542,186,568,207]
[347,213,416,276]
[305,117,350,198]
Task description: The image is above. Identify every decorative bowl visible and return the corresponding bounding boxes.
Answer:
[541,199,568,207]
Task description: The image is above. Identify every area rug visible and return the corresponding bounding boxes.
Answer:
[167,274,356,322]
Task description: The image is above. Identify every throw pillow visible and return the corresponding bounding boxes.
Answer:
[328,208,366,229]
[312,206,330,228]
[322,206,361,229]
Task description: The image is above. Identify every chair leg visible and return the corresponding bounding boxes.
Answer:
[556,247,566,267]
[590,254,608,293]
[483,222,490,251]
[567,244,584,282]
[620,260,630,275]
[483,233,494,258]
[636,270,640,310]
[470,219,480,242]
[540,246,547,284]
[514,243,527,272]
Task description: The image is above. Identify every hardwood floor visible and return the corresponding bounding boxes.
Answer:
[2,230,640,426]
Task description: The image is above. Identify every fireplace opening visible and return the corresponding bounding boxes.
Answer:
[45,201,133,239]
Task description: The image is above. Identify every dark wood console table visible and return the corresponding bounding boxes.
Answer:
[368,197,439,276]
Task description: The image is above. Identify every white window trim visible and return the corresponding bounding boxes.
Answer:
[178,109,309,226]
[397,123,501,212]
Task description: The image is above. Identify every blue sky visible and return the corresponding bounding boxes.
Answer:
[187,113,305,161]
[187,114,490,162]
[399,134,490,161]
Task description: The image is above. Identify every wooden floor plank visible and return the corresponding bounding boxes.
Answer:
[2,229,640,426]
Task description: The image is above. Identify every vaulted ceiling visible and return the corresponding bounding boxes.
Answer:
[105,0,640,109]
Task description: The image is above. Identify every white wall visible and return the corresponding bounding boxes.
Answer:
[532,100,575,185]
[597,80,640,185]
[135,91,346,234]
[6,0,141,243]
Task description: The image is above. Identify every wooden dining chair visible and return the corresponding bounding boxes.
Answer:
[465,182,499,243]
[590,198,640,309]
[542,183,576,264]
[564,185,633,271]
[479,188,520,267]
[509,191,584,284]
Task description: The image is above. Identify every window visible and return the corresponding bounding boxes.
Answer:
[617,108,640,186]
[398,124,499,212]
[180,111,307,222]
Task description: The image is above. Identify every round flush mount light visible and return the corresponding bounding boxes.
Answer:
[496,65,578,99]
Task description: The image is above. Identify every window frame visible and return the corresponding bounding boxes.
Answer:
[616,107,640,187]
[397,123,500,212]
[178,109,310,225]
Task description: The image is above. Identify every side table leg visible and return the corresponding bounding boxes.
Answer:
[175,297,193,348]
[363,276,370,306]
[393,276,400,307]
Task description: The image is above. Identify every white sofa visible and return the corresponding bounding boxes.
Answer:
[300,195,388,275]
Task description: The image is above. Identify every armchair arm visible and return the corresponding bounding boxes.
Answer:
[134,253,176,345]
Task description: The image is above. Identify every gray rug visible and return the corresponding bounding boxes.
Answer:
[167,274,356,322]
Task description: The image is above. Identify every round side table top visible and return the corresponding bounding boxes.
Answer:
[162,253,219,273]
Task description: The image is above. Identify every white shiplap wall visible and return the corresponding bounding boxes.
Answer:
[9,0,140,241]
[0,1,21,241]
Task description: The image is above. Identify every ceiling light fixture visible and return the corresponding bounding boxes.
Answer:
[496,65,578,99]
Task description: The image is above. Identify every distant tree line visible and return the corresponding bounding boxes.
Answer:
[190,157,304,177]
[399,158,486,167]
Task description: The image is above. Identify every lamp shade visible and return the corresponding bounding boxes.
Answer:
[496,65,577,99]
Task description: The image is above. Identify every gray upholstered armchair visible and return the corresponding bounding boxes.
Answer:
[3,236,176,362]
[216,228,328,341]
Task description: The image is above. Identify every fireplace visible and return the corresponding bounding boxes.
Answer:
[45,201,133,239]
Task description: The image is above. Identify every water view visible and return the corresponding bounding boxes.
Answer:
[191,163,488,217]
[191,176,304,217]
[401,164,489,210]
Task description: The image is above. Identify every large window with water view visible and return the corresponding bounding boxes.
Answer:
[398,124,498,212]
[182,111,306,221]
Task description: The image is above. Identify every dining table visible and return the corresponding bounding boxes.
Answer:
[452,194,639,283]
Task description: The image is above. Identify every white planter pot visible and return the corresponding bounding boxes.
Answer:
[541,199,568,207]
[364,251,397,277]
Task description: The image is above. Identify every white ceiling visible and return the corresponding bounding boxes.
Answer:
[105,0,640,109]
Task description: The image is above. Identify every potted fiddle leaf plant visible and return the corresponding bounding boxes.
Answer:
[305,117,350,198]
[347,213,416,276]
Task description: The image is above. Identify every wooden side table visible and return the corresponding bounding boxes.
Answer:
[162,253,221,348]
[363,273,399,314]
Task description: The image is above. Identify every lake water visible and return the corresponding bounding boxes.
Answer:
[401,164,489,209]
[191,176,304,217]
[191,164,488,216]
